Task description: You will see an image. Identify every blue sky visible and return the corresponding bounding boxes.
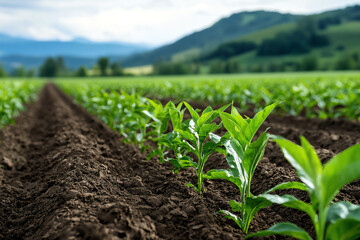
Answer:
[0,0,359,46]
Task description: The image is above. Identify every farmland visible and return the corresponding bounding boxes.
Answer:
[0,72,360,239]
[58,71,360,120]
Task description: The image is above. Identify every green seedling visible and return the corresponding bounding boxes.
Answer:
[204,102,279,234]
[144,99,174,162]
[168,102,230,194]
[247,136,360,240]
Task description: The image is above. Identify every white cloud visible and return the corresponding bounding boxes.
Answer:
[0,0,359,45]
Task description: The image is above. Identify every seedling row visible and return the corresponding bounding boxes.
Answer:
[0,81,42,127]
[58,73,360,120]
[59,82,360,240]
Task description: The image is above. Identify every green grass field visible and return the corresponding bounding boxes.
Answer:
[55,70,360,86]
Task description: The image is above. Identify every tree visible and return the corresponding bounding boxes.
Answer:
[301,55,318,71]
[98,57,109,76]
[209,60,226,74]
[205,41,257,60]
[77,66,88,77]
[56,57,67,76]
[14,66,26,77]
[111,62,123,76]
[257,16,329,56]
[39,58,58,77]
[0,64,7,78]
[336,54,358,70]
[225,61,241,73]
[26,69,35,78]
[153,61,191,75]
[209,60,241,74]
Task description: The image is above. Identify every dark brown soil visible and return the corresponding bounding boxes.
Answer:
[0,84,359,240]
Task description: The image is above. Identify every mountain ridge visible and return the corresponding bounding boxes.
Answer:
[0,34,152,58]
[122,10,302,67]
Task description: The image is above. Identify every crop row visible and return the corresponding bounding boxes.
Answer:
[58,73,360,120]
[0,81,43,127]
[59,82,360,240]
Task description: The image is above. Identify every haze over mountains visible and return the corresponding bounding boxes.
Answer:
[0,35,151,71]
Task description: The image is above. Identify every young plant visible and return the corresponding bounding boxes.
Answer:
[246,136,360,240]
[204,102,279,234]
[156,101,195,172]
[168,102,230,194]
[144,99,174,162]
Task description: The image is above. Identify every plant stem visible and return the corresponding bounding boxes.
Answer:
[197,170,203,194]
[317,207,327,240]
[241,187,247,234]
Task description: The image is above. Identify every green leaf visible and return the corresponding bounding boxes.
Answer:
[204,169,244,190]
[168,156,198,174]
[243,196,273,232]
[227,138,244,162]
[229,199,242,212]
[199,123,221,141]
[325,202,360,240]
[265,181,308,194]
[177,129,197,142]
[209,132,222,143]
[300,136,323,179]
[260,194,316,223]
[245,222,312,240]
[169,107,182,130]
[197,111,215,128]
[243,102,279,145]
[142,110,161,123]
[184,102,199,123]
[243,132,269,183]
[220,112,247,149]
[186,182,197,190]
[147,148,161,160]
[213,138,248,190]
[203,139,226,159]
[230,106,248,130]
[216,103,231,114]
[217,210,243,229]
[198,104,228,128]
[202,105,213,115]
[273,138,318,191]
[321,143,360,208]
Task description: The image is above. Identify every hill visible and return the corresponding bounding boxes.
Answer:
[122,11,300,67]
[209,5,360,71]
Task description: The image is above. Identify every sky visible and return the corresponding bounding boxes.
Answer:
[0,0,359,46]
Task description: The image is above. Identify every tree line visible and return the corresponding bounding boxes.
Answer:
[0,56,125,78]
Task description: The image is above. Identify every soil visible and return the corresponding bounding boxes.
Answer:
[0,83,359,240]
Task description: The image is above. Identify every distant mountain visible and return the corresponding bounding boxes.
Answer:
[122,11,301,67]
[0,34,151,58]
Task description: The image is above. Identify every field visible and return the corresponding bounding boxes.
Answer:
[1,72,360,239]
[58,71,360,120]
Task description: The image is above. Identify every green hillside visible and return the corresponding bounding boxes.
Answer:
[200,5,360,72]
[223,21,360,70]
[122,11,300,67]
